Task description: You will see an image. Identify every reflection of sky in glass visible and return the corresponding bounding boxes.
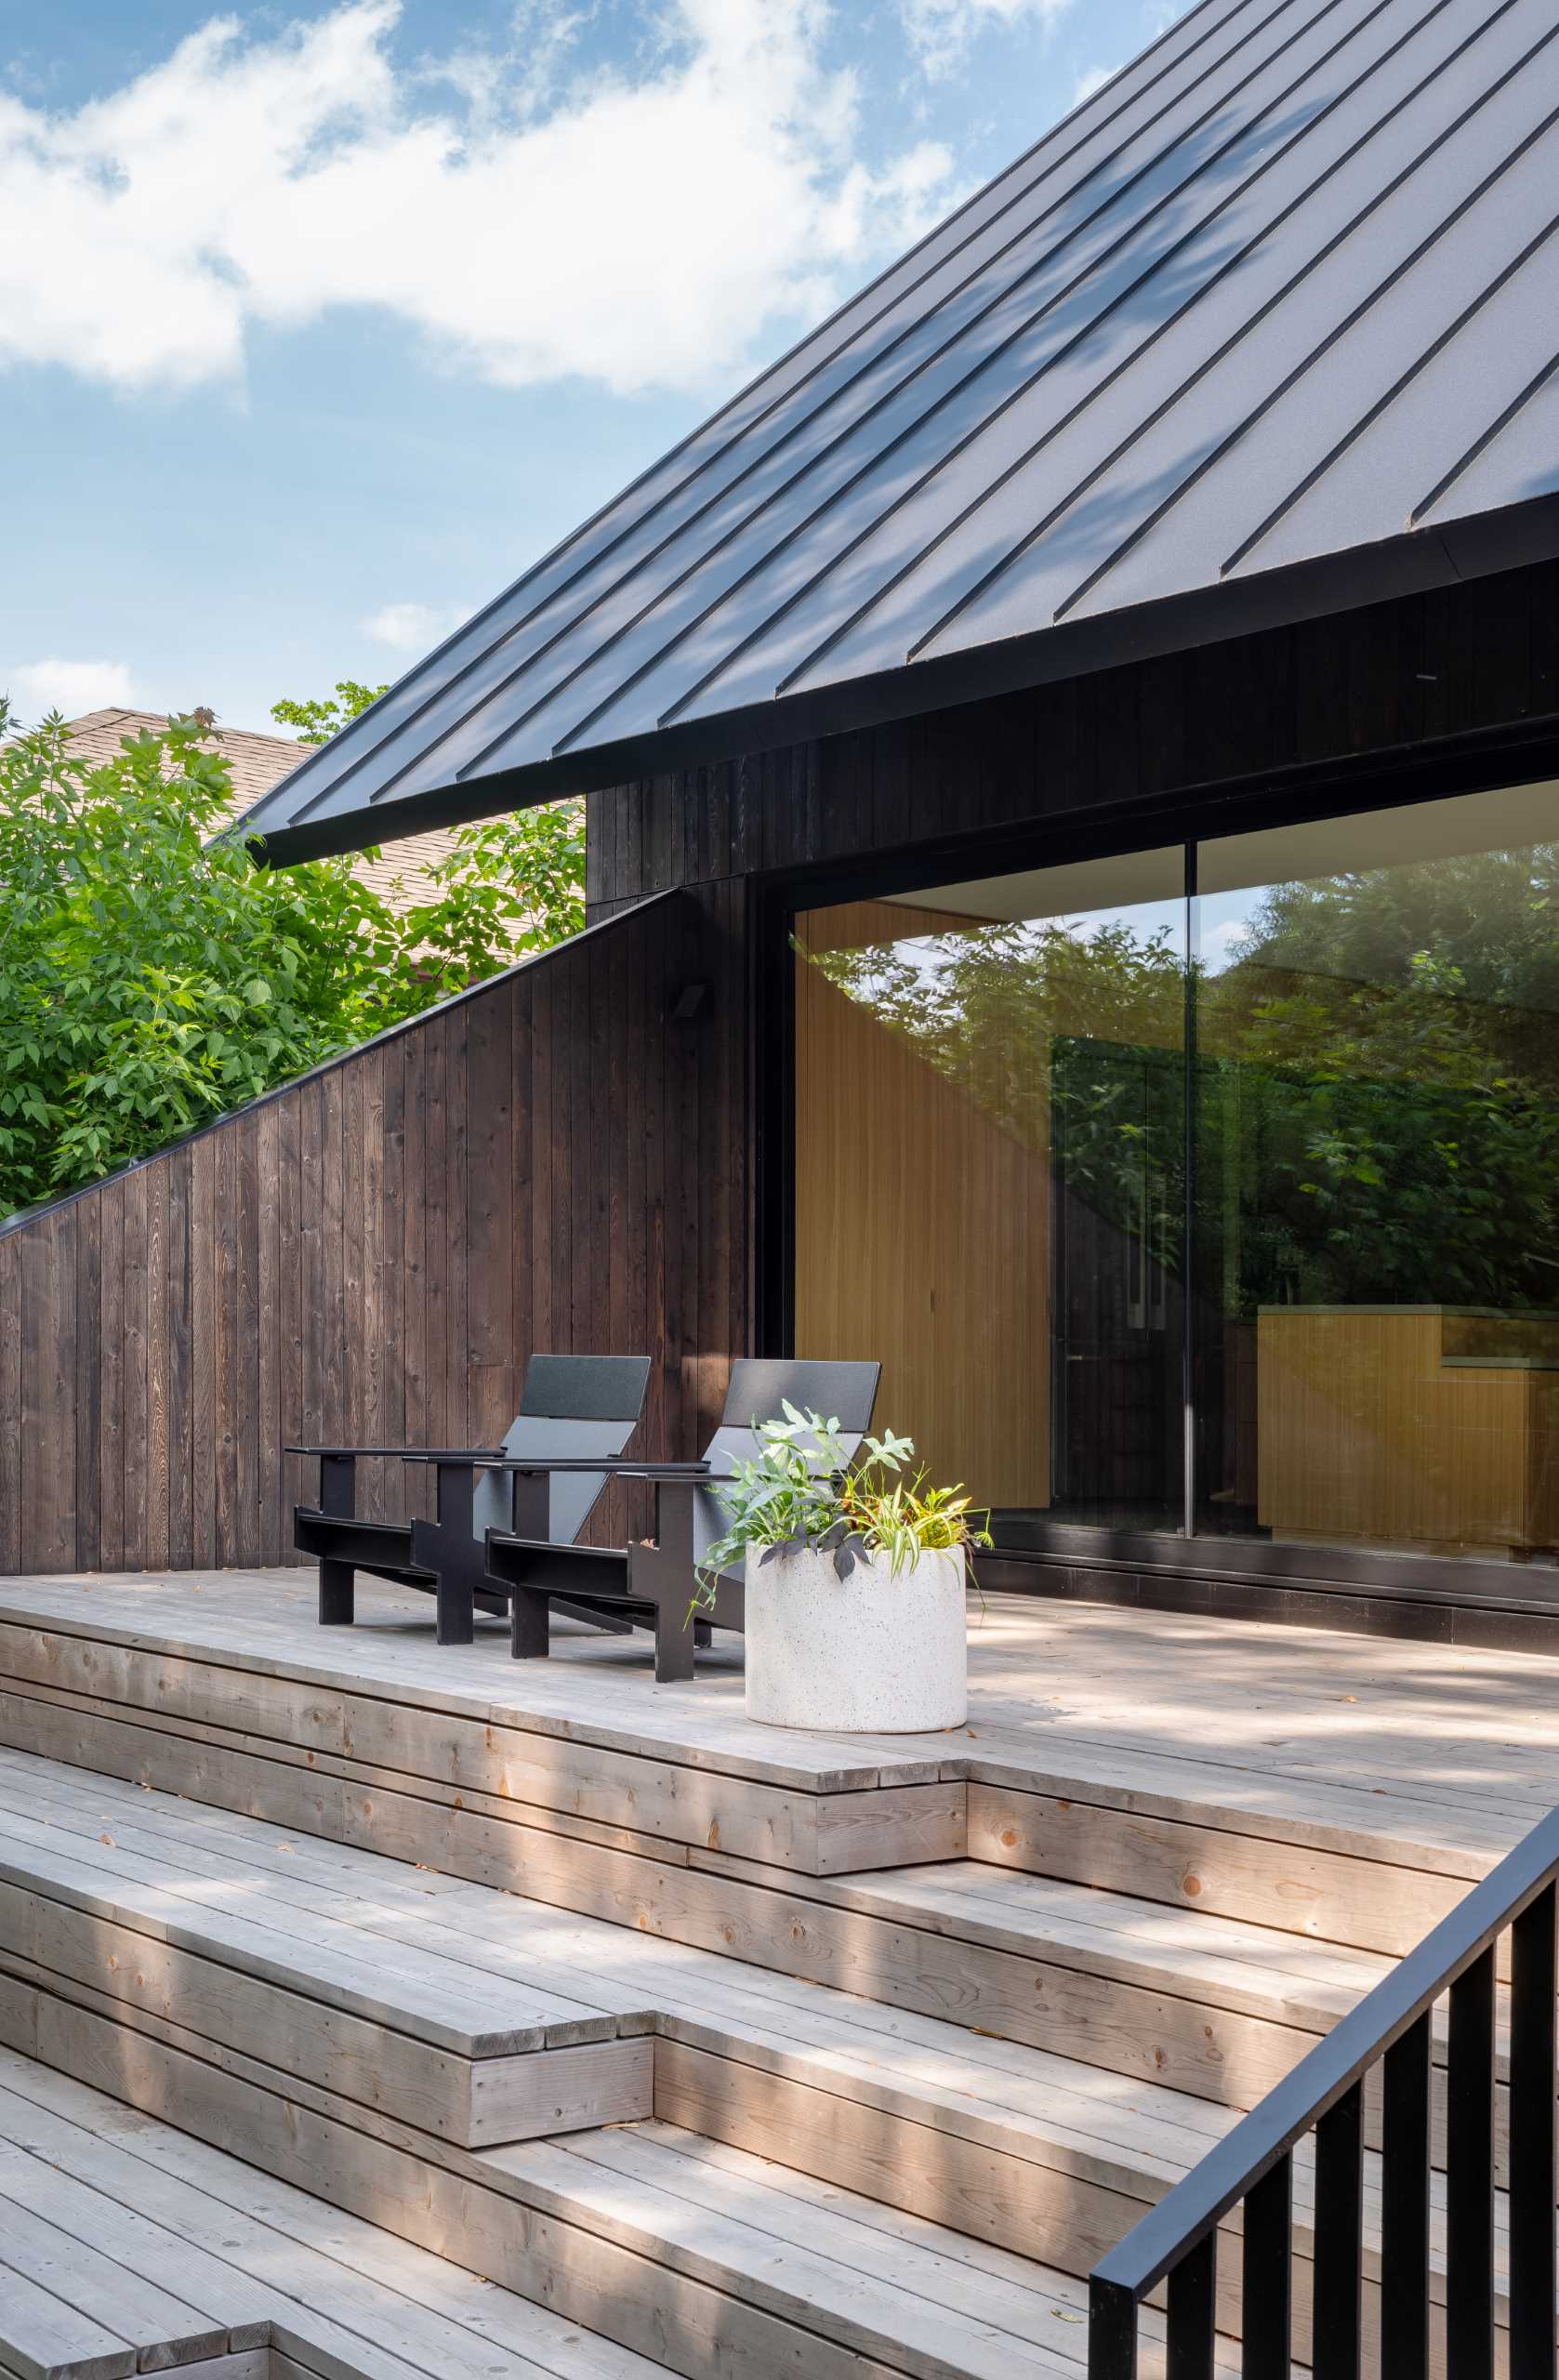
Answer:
[844,888,1268,999]
[871,895,1194,998]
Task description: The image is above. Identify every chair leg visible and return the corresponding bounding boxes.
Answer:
[319,1561,354,1626]
[435,1572,475,1646]
[694,1620,713,1647]
[654,1601,697,1685]
[509,1590,551,1659]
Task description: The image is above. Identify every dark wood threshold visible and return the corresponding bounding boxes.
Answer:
[976,1535,1559,1656]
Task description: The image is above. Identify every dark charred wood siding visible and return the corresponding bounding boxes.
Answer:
[0,887,748,1576]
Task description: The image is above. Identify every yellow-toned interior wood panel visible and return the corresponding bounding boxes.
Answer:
[794,903,1049,1512]
[1256,1307,1559,1557]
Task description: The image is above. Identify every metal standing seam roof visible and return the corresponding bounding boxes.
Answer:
[238,0,1559,866]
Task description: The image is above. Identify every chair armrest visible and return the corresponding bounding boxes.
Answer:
[289,1437,509,1456]
[614,1463,718,1485]
[401,1454,711,1476]
[289,1445,506,1462]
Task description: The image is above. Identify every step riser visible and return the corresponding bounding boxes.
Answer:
[0,1885,653,2149]
[969,1783,1483,1964]
[0,1629,965,1877]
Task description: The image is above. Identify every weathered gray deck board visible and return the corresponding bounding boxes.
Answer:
[0,2050,667,2380]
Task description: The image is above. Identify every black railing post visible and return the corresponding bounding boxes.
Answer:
[1240,2153,1291,2378]
[1088,2274,1138,2380]
[1447,1946,1497,2380]
[1166,2232,1215,2380]
[1379,2009,1431,2380]
[1312,2082,1364,2380]
[1509,1882,1557,2380]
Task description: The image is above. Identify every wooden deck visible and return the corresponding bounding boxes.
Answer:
[0,1567,1549,2376]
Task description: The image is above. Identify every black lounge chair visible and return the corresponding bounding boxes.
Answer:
[482,1356,881,1682]
[290,1353,652,1646]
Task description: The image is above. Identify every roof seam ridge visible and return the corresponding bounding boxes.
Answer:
[1412,350,1559,526]
[1225,201,1559,572]
[1048,31,1559,622]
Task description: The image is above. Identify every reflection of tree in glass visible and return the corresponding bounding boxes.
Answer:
[1208,847,1559,1311]
[802,916,1188,1276]
[804,840,1559,1316]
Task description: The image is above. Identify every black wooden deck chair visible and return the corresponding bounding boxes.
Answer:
[290,1353,652,1646]
[482,1357,880,1683]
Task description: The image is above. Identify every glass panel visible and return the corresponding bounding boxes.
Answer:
[1196,781,1559,1564]
[793,852,1186,1549]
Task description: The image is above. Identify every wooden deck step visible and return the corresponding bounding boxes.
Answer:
[0,2045,668,2380]
[482,2119,1262,2380]
[0,1754,654,2151]
[0,2043,1248,2380]
[0,1751,1507,2375]
[964,1764,1485,1961]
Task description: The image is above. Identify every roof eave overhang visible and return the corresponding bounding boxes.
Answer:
[247,489,1559,869]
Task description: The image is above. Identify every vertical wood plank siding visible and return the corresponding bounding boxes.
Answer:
[0,889,746,1575]
[587,564,1559,913]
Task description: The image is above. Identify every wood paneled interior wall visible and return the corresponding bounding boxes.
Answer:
[586,562,1559,914]
[793,902,1050,1512]
[1256,1307,1559,1561]
[0,887,749,1577]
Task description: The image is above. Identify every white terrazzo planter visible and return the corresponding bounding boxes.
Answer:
[742,1542,969,1732]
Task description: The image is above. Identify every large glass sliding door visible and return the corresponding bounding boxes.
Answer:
[793,776,1559,1573]
[793,852,1185,1544]
[1194,783,1559,1565]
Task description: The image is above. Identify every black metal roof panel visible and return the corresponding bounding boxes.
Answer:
[238,0,1559,864]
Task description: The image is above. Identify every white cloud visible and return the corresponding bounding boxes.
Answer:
[900,0,1072,79]
[362,600,469,653]
[1071,62,1115,106]
[3,657,137,719]
[0,0,957,399]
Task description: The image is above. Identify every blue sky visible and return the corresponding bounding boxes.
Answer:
[0,0,1184,735]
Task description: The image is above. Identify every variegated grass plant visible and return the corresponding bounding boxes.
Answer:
[693,1399,991,1612]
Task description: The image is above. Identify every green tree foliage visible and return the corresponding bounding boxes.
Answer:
[269,679,388,745]
[0,699,585,1220]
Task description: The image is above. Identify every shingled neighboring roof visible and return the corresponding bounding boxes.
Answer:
[235,0,1559,866]
[62,709,458,906]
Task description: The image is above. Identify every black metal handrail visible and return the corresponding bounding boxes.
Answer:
[1089,1802,1559,2379]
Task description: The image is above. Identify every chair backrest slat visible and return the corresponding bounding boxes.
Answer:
[473,1355,652,1544]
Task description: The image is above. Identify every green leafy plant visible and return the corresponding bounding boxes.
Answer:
[0,697,588,1219]
[694,1401,991,1612]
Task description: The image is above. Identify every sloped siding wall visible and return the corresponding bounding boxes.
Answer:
[0,886,749,1576]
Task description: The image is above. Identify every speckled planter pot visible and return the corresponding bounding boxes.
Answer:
[742,1543,969,1733]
